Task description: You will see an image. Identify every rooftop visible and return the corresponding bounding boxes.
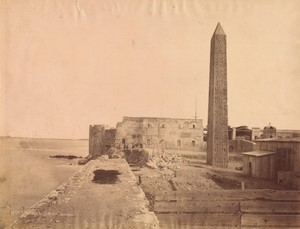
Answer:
[256,137,300,143]
[123,116,202,121]
[277,129,300,133]
[242,151,276,157]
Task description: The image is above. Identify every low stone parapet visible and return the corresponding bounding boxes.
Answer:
[8,158,159,229]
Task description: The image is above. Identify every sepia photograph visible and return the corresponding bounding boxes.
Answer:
[1,0,300,228]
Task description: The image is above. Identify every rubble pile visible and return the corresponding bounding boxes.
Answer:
[107,148,125,159]
[78,155,93,165]
[124,149,149,167]
[146,150,186,170]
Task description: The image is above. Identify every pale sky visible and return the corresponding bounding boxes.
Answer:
[1,0,300,139]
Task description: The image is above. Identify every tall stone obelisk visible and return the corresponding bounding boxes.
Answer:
[207,23,229,168]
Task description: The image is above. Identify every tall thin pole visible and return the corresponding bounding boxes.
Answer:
[195,95,197,120]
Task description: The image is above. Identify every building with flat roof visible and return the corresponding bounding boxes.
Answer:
[242,151,276,179]
[242,137,300,188]
[115,116,203,151]
[261,123,300,139]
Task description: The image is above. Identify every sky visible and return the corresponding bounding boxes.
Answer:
[1,0,300,139]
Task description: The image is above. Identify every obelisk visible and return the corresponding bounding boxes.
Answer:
[207,23,229,168]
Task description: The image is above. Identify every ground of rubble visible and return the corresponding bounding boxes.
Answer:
[130,149,286,204]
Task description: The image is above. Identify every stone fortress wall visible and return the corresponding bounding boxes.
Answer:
[115,117,203,151]
[89,125,106,156]
[89,125,116,156]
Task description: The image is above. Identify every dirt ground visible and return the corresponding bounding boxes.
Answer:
[131,149,286,205]
[0,138,287,228]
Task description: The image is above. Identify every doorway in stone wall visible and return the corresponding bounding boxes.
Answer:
[191,140,196,147]
[177,140,181,147]
[121,138,126,149]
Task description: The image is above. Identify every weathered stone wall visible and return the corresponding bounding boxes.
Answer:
[229,139,257,153]
[115,117,203,151]
[276,130,300,139]
[89,125,105,156]
[103,129,116,150]
[207,23,229,168]
[252,128,262,140]
[89,125,116,157]
[235,127,252,141]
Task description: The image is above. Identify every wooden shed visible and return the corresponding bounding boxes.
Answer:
[255,137,300,173]
[242,151,276,180]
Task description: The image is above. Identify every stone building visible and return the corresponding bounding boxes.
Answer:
[228,126,252,141]
[235,126,252,140]
[262,124,277,138]
[229,139,257,153]
[227,126,258,153]
[207,23,229,168]
[276,129,300,139]
[115,117,203,151]
[261,124,300,139]
[228,126,262,141]
[251,127,262,140]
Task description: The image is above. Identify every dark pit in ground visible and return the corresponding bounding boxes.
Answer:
[92,169,121,184]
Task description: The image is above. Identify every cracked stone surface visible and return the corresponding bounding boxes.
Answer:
[8,158,159,229]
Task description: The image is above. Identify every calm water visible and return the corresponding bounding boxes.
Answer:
[0,137,88,227]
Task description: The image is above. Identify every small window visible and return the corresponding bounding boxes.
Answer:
[193,124,196,129]
[161,124,165,128]
[132,135,136,139]
[191,140,196,147]
[177,140,181,147]
[178,124,182,128]
[148,123,151,127]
